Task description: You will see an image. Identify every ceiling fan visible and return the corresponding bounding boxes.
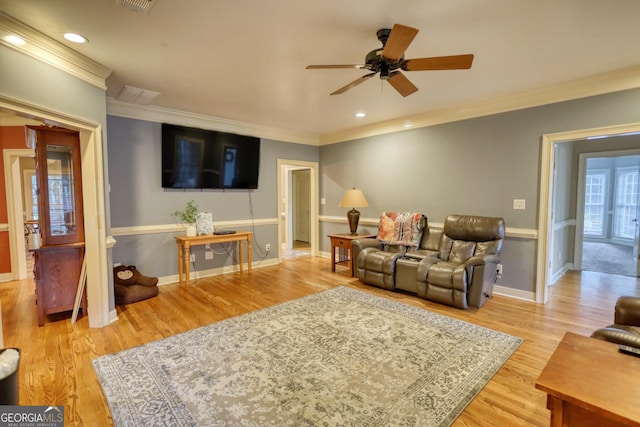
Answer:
[306,23,474,97]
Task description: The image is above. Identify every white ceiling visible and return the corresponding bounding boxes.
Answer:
[2,0,640,141]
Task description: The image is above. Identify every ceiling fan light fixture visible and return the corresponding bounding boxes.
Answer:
[380,64,390,80]
[306,23,474,97]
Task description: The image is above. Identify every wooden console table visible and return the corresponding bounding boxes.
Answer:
[328,233,376,276]
[175,232,253,285]
[535,332,640,427]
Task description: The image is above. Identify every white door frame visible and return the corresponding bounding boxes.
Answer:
[1,95,111,328]
[276,159,318,262]
[538,122,640,303]
[3,148,33,280]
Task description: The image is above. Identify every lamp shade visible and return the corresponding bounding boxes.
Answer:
[339,188,369,208]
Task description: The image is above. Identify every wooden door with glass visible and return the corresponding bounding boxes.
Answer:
[29,126,86,326]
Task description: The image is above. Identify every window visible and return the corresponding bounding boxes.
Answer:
[584,170,607,237]
[613,166,639,240]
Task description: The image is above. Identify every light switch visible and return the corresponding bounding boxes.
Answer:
[513,199,526,210]
[321,198,326,205]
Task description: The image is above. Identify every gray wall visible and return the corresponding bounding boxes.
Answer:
[107,115,319,278]
[319,88,640,293]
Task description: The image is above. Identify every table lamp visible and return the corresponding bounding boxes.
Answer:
[339,188,369,235]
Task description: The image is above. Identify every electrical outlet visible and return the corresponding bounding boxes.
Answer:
[190,254,195,262]
[496,264,503,276]
[205,251,213,260]
[205,243,211,250]
[265,243,271,251]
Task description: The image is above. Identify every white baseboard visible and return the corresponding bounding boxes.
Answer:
[157,258,280,286]
[493,285,536,302]
[0,273,14,283]
[550,263,573,285]
[108,309,118,324]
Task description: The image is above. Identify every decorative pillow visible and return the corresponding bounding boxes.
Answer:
[378,212,425,247]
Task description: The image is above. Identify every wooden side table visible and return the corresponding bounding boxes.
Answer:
[328,233,376,276]
[535,332,640,427]
[175,232,253,285]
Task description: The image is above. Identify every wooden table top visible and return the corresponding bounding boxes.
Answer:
[535,332,640,425]
[175,231,252,243]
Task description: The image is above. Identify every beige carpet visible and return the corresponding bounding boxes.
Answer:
[582,241,637,277]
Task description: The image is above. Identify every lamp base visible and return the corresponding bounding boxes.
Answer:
[347,208,360,235]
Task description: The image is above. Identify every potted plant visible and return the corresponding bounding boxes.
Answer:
[172,200,199,236]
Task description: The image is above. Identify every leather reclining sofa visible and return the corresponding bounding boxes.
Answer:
[352,213,505,309]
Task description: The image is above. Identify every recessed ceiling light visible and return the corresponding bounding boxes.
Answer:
[4,35,26,46]
[355,112,365,118]
[64,33,88,43]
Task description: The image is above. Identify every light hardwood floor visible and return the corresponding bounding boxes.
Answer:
[2,256,639,426]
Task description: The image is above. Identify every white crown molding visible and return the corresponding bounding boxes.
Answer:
[319,64,640,145]
[0,12,112,90]
[106,98,320,146]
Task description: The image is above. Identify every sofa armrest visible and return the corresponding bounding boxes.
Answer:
[352,238,382,267]
[464,254,500,267]
[615,296,640,326]
[416,257,441,283]
[592,326,640,349]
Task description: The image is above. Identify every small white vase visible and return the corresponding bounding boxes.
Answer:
[186,224,197,237]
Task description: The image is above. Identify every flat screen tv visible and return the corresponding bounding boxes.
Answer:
[162,123,260,189]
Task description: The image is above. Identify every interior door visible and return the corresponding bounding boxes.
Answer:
[292,170,310,243]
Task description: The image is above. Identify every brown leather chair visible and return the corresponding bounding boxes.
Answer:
[416,214,505,309]
[591,296,640,349]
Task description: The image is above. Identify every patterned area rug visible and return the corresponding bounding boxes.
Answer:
[93,287,522,426]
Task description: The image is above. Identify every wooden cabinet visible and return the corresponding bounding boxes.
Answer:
[29,126,85,326]
[328,233,376,276]
[34,244,86,326]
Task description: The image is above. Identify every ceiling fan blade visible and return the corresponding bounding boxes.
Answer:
[330,72,377,95]
[306,64,368,69]
[403,54,474,71]
[382,24,419,61]
[387,72,418,97]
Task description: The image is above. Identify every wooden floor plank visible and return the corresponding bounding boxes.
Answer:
[1,256,638,426]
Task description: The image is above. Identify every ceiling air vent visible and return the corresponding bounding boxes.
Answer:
[116,85,160,105]
[116,0,156,15]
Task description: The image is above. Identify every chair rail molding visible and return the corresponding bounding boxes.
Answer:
[319,215,537,240]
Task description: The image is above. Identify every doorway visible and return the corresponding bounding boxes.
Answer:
[576,151,640,277]
[539,124,640,304]
[276,159,318,261]
[1,97,110,328]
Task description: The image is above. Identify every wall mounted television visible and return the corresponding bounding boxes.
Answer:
[162,123,260,189]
